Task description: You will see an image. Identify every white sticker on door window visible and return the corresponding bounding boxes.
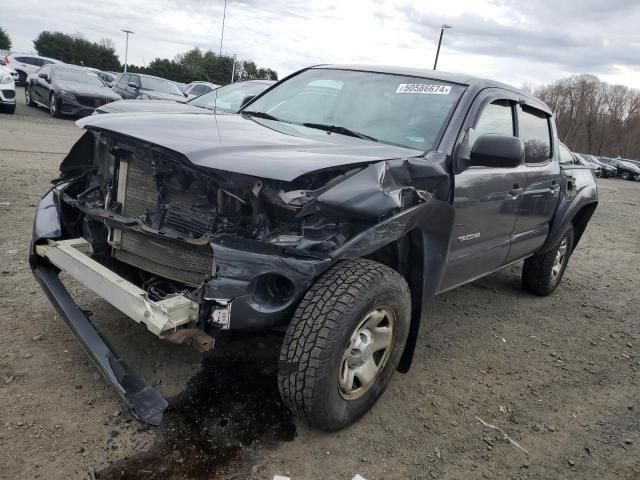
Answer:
[396,84,451,95]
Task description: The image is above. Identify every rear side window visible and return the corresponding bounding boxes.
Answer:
[518,106,552,163]
[469,100,514,147]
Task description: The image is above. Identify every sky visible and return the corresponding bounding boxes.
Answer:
[3,0,640,89]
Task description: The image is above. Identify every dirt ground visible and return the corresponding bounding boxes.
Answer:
[1,88,639,480]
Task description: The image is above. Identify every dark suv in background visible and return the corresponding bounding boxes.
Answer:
[111,73,187,102]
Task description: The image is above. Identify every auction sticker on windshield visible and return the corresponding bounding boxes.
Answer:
[396,84,451,94]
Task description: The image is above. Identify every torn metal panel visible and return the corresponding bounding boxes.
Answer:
[312,154,450,219]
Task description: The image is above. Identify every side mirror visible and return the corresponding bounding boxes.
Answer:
[127,81,138,89]
[469,134,524,168]
[183,92,189,97]
[39,73,49,82]
[240,95,255,107]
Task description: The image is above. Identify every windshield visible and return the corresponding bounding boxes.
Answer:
[140,76,183,96]
[54,68,105,86]
[189,82,269,112]
[244,68,464,150]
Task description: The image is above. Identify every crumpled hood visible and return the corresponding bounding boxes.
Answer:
[96,99,206,114]
[77,113,423,182]
[55,80,121,100]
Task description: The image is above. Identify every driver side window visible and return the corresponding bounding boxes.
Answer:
[459,99,515,160]
[469,100,515,147]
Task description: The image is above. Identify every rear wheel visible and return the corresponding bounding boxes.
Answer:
[278,259,411,431]
[522,225,574,296]
[620,171,630,181]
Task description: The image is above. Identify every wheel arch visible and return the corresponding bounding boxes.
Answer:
[331,200,455,373]
[570,202,598,253]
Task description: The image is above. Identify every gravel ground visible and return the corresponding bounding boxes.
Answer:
[1,89,639,480]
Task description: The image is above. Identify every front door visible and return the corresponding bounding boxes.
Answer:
[440,94,525,291]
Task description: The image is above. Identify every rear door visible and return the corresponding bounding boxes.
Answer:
[440,90,525,290]
[506,105,560,262]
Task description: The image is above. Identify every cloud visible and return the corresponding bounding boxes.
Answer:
[2,0,640,88]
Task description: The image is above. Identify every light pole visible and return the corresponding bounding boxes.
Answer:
[433,24,452,70]
[121,29,134,73]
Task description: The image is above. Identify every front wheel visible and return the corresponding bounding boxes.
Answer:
[278,259,411,431]
[620,171,630,181]
[49,92,60,117]
[522,225,574,296]
[25,86,36,106]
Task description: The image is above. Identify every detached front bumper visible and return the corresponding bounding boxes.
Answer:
[31,189,170,424]
[32,265,168,424]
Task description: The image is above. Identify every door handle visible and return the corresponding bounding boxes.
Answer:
[509,184,523,196]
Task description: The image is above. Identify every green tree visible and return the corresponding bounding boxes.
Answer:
[129,48,278,85]
[0,26,12,50]
[33,31,120,71]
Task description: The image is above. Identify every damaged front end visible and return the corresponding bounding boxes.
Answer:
[31,126,451,423]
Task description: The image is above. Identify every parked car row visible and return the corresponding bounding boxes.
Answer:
[4,53,274,117]
[565,149,640,181]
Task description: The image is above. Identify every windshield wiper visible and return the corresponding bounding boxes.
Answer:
[302,123,378,142]
[242,110,280,121]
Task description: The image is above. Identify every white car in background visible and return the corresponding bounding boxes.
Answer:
[3,54,62,85]
[0,65,16,114]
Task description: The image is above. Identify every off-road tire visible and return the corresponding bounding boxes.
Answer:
[522,225,574,296]
[278,259,411,431]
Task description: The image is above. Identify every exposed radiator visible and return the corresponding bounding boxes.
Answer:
[112,159,215,287]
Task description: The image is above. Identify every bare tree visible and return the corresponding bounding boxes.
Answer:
[536,75,640,159]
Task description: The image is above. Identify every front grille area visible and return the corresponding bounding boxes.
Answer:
[76,95,113,108]
[3,90,15,99]
[113,160,215,286]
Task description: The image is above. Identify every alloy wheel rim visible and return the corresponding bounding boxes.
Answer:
[551,237,568,280]
[50,95,56,114]
[338,307,395,400]
[25,88,30,103]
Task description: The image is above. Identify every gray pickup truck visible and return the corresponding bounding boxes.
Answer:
[30,65,597,431]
